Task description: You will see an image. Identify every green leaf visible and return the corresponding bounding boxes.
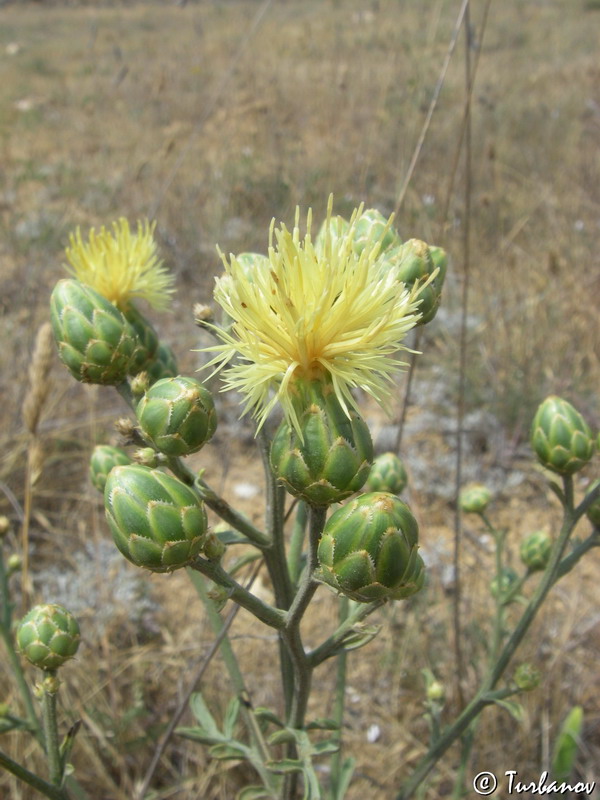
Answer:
[215,529,256,546]
[491,698,526,723]
[268,729,298,746]
[331,756,356,800]
[340,624,381,651]
[209,742,247,761]
[254,707,285,728]
[311,739,340,757]
[237,787,273,800]
[265,758,304,774]
[552,706,583,782]
[189,693,221,737]
[175,726,223,746]
[0,717,32,734]
[223,696,241,740]
[305,718,339,732]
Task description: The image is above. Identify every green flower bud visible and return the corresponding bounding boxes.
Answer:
[520,530,553,572]
[16,604,80,671]
[585,480,600,527]
[89,445,131,493]
[203,532,226,561]
[0,515,10,538]
[314,215,350,257]
[133,447,159,468]
[353,208,400,256]
[514,663,541,692]
[317,492,425,602]
[427,680,445,703]
[104,465,207,572]
[123,304,159,375]
[7,554,22,575]
[136,376,217,456]
[130,371,150,398]
[366,452,408,495]
[146,342,179,384]
[50,279,137,385]
[459,484,492,514]
[490,567,519,601]
[386,239,445,324]
[530,396,594,475]
[270,380,373,507]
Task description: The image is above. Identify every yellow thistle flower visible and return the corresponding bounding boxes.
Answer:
[64,218,174,311]
[203,197,425,436]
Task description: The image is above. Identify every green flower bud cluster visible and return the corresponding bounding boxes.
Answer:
[382,239,447,324]
[50,279,139,385]
[136,376,217,457]
[520,530,553,572]
[104,465,207,572]
[459,484,492,514]
[89,445,132,493]
[530,396,594,475]
[17,604,80,671]
[366,452,408,495]
[270,380,373,507]
[317,492,425,602]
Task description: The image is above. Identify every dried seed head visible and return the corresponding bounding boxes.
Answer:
[23,322,54,434]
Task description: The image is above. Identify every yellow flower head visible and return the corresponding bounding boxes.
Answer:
[204,197,424,435]
[64,218,174,310]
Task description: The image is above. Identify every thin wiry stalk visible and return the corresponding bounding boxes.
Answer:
[452,0,473,712]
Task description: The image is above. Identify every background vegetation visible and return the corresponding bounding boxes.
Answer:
[1,0,599,797]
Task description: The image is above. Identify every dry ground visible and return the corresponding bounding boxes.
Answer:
[1,0,599,798]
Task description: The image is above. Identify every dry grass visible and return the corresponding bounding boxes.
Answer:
[1,0,599,798]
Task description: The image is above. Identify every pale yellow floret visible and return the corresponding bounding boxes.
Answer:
[203,196,424,435]
[65,218,174,311]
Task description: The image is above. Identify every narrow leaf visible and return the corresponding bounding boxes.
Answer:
[189,693,221,737]
[552,706,584,782]
[265,758,304,774]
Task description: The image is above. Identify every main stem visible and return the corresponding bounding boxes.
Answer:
[41,674,64,788]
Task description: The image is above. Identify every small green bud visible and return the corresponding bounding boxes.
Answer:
[530,396,594,475]
[146,342,179,385]
[203,532,226,561]
[0,515,10,538]
[133,447,158,468]
[50,279,137,385]
[427,680,445,703]
[459,484,492,514]
[520,530,553,572]
[194,303,214,326]
[136,376,217,456]
[16,604,80,671]
[270,379,373,507]
[514,663,541,692]
[130,371,150,398]
[366,452,408,495]
[585,480,600,527]
[7,554,22,575]
[89,445,132,493]
[353,208,400,256]
[317,492,425,602]
[104,465,208,572]
[490,567,519,602]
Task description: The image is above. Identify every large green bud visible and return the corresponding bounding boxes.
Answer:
[50,279,137,384]
[17,604,80,671]
[520,530,553,572]
[104,464,207,572]
[386,239,445,324]
[366,452,408,495]
[353,208,400,256]
[530,396,594,475]
[270,380,373,507]
[123,304,160,375]
[136,376,217,456]
[146,342,179,385]
[89,444,132,493]
[317,492,424,602]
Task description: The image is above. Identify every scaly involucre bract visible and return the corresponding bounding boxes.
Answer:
[65,218,174,311]
[204,198,423,436]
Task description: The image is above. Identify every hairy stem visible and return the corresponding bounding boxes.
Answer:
[41,673,63,787]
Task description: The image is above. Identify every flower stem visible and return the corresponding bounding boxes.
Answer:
[0,747,69,800]
[40,672,63,787]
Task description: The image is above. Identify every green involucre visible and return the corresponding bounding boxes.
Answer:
[17,604,80,671]
[530,396,593,475]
